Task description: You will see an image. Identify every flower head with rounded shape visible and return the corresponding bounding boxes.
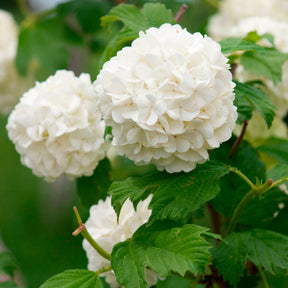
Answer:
[7,70,107,181]
[94,24,237,173]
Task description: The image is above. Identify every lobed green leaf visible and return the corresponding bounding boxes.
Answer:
[100,3,175,64]
[108,161,229,224]
[240,48,288,85]
[40,269,103,288]
[112,223,219,288]
[213,229,288,286]
[219,37,265,54]
[234,81,276,128]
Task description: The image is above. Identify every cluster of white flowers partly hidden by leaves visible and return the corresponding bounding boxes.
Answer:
[95,23,237,173]
[208,0,288,124]
[0,9,34,114]
[83,195,157,288]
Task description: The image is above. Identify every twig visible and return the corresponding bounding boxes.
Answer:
[73,206,111,261]
[259,268,270,288]
[229,167,255,189]
[175,4,189,23]
[228,119,248,159]
[207,203,221,246]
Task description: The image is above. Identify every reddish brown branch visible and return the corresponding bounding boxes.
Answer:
[207,203,222,246]
[175,4,189,23]
[229,119,248,159]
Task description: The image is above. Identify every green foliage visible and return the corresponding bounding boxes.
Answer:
[257,137,288,164]
[219,34,288,85]
[112,223,219,288]
[40,269,103,288]
[233,81,276,128]
[213,229,288,286]
[57,0,112,34]
[108,161,229,223]
[269,206,288,236]
[100,3,175,64]
[77,158,112,208]
[0,252,17,277]
[240,48,288,85]
[0,282,20,288]
[268,164,288,185]
[210,138,269,225]
[219,37,265,54]
[16,17,72,79]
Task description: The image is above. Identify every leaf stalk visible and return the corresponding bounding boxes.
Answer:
[226,178,273,234]
[229,167,255,189]
[96,265,112,275]
[73,206,111,261]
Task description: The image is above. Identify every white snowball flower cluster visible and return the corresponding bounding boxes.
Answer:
[6,70,106,181]
[94,24,237,173]
[0,9,34,114]
[208,0,288,41]
[83,195,157,288]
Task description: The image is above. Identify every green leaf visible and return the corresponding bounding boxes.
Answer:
[210,137,270,226]
[112,223,219,288]
[77,158,112,208]
[240,48,288,85]
[268,163,288,185]
[219,37,265,54]
[257,137,288,164]
[57,0,112,34]
[234,81,276,128]
[108,161,229,224]
[16,18,71,79]
[100,3,175,63]
[233,90,253,124]
[268,205,288,236]
[213,229,288,286]
[0,252,17,277]
[40,269,103,288]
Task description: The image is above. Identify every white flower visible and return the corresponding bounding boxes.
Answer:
[6,70,106,181]
[94,24,237,173]
[207,0,288,40]
[0,9,18,73]
[0,9,34,114]
[82,195,157,288]
[0,61,34,115]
